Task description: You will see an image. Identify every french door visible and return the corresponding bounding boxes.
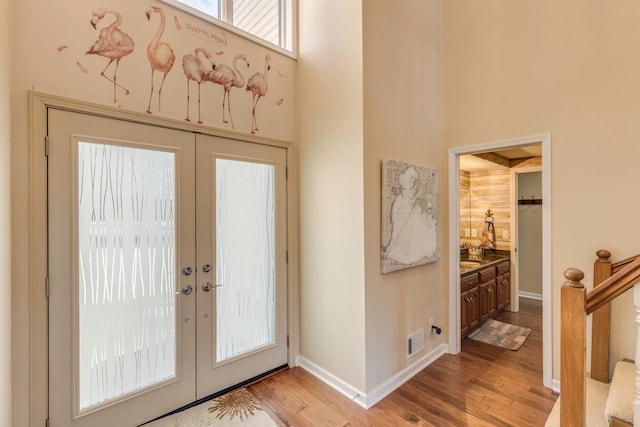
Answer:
[48,109,288,427]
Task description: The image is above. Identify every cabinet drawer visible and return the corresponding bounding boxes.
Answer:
[461,272,478,292]
[497,260,510,275]
[479,266,496,282]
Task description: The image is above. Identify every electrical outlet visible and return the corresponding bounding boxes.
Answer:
[471,229,477,238]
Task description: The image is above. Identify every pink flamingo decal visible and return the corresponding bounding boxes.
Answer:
[86,8,134,103]
[208,54,249,129]
[182,48,215,124]
[246,54,271,134]
[145,6,175,114]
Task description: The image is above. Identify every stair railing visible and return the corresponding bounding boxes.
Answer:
[560,250,640,426]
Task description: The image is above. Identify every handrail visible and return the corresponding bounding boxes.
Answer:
[585,254,640,314]
[611,253,640,274]
[560,249,640,426]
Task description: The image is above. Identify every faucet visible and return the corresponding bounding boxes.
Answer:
[468,244,484,261]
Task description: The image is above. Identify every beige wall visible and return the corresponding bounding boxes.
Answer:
[297,0,367,391]
[11,1,296,424]
[443,0,640,379]
[0,0,11,425]
[297,0,444,396]
[362,0,445,390]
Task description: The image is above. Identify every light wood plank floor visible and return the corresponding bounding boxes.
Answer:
[248,298,557,426]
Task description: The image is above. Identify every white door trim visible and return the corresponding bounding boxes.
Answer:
[27,90,299,427]
[447,132,552,390]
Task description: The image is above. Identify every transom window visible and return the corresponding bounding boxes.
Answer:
[162,0,294,54]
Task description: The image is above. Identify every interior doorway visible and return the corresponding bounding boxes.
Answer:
[448,133,552,389]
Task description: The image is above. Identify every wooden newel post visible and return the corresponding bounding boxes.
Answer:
[591,250,612,383]
[561,267,586,427]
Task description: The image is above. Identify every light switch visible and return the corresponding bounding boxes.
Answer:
[471,229,477,238]
[464,228,470,237]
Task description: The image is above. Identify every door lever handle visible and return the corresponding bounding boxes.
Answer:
[202,282,222,292]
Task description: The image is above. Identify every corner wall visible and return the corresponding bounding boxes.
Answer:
[296,0,367,392]
[443,0,640,379]
[362,0,445,391]
[296,0,445,400]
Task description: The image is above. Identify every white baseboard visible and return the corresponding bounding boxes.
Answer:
[519,291,543,301]
[294,356,367,408]
[296,343,449,409]
[364,343,448,408]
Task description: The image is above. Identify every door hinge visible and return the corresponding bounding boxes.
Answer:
[45,277,49,299]
[44,136,49,157]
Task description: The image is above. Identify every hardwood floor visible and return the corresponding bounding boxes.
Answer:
[248,298,557,426]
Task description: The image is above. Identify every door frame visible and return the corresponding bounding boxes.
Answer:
[27,90,300,427]
[447,133,552,390]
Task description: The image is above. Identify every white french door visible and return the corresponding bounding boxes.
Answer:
[47,109,288,427]
[194,134,288,398]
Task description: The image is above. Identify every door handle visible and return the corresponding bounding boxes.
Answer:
[202,282,222,292]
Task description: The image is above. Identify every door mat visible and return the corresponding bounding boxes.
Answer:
[468,319,531,351]
[144,388,277,427]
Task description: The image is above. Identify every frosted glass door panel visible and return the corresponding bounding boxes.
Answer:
[49,109,196,427]
[194,135,287,399]
[216,159,275,362]
[77,142,177,410]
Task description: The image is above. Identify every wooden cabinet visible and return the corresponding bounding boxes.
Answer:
[496,260,511,311]
[461,272,479,336]
[478,266,497,323]
[460,258,510,337]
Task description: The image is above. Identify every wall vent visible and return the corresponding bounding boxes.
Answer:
[406,328,425,358]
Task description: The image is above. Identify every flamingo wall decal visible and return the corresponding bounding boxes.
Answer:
[145,6,175,114]
[208,54,249,129]
[86,8,134,104]
[182,48,215,124]
[246,54,271,134]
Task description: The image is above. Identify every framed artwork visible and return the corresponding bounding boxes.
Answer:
[381,160,439,273]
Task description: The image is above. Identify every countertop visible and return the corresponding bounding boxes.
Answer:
[460,253,510,275]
